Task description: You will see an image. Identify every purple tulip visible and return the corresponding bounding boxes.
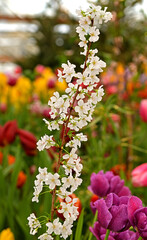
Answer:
[114,230,139,240]
[89,221,115,240]
[128,196,147,239]
[88,170,131,197]
[94,193,131,232]
[89,221,139,240]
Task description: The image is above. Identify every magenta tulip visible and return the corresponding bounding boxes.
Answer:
[131,163,147,187]
[128,196,147,239]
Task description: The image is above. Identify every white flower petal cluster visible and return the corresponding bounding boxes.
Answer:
[27,213,41,235]
[28,4,112,240]
[46,218,62,235]
[38,233,53,240]
[32,168,61,203]
[37,135,56,151]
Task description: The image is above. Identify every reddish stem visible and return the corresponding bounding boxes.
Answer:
[50,31,93,220]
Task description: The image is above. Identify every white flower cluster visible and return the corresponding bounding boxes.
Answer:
[28,4,112,240]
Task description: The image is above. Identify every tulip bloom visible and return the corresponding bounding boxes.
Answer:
[94,193,131,232]
[17,171,27,188]
[0,228,15,240]
[17,129,37,156]
[139,99,147,122]
[88,170,131,197]
[131,163,147,187]
[128,196,147,239]
[0,152,15,165]
[0,120,18,146]
[90,222,139,240]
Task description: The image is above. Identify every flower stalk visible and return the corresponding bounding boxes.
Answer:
[104,229,110,240]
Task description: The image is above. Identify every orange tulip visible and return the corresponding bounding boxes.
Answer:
[0,152,15,165]
[8,155,15,165]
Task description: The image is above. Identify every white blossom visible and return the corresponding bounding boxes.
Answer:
[38,233,53,240]
[61,221,73,239]
[46,218,62,235]
[62,61,76,83]
[37,135,56,151]
[27,213,41,235]
[89,26,100,42]
[45,173,61,189]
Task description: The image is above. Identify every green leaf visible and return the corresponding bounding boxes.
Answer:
[75,208,84,240]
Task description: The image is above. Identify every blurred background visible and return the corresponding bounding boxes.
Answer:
[0,0,147,72]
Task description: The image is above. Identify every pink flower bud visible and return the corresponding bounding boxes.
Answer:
[139,99,147,122]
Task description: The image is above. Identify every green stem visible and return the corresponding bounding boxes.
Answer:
[104,229,110,240]
[88,211,98,240]
[138,237,142,240]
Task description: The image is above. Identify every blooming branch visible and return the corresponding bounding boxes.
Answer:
[28,4,112,240]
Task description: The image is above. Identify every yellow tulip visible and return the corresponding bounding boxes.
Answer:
[0,228,15,240]
[56,79,67,92]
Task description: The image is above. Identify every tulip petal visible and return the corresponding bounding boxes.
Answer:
[128,196,143,226]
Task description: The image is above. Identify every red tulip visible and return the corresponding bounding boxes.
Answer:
[47,78,56,88]
[0,125,4,147]
[0,120,18,146]
[17,129,37,156]
[139,99,147,122]
[7,74,17,86]
[132,163,147,187]
[0,152,3,164]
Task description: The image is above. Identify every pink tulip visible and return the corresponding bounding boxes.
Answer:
[139,99,147,122]
[14,66,22,74]
[132,163,147,187]
[106,85,117,95]
[35,64,45,74]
